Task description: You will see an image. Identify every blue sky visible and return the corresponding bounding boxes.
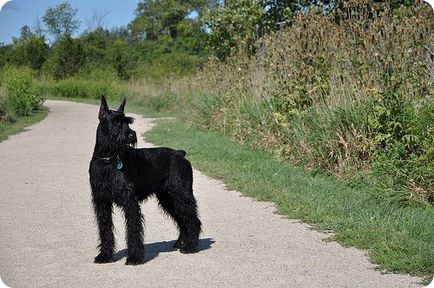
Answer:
[0,0,139,44]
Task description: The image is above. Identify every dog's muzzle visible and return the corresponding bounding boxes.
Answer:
[127,132,137,146]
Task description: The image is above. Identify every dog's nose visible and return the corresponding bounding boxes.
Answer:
[128,133,135,140]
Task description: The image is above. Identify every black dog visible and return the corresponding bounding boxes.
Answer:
[89,96,201,265]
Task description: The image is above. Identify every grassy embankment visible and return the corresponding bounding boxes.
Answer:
[145,119,434,280]
[0,108,47,142]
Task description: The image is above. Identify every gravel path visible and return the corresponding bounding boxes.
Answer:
[0,100,422,288]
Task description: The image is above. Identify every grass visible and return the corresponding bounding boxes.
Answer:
[145,119,434,280]
[0,108,48,143]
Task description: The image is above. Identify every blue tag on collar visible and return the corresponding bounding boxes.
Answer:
[116,160,123,170]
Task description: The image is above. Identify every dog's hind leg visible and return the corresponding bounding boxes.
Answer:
[123,198,145,265]
[157,178,202,254]
[93,200,115,263]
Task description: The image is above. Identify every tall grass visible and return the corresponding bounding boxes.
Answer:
[177,1,434,203]
[39,67,129,101]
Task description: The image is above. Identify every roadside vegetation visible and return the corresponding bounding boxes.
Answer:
[0,0,433,278]
[146,119,434,278]
[0,67,47,142]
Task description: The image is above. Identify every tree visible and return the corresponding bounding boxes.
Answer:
[261,0,296,30]
[42,2,80,41]
[84,10,110,33]
[46,36,85,79]
[5,25,48,70]
[0,44,14,68]
[108,39,135,80]
[21,37,49,70]
[34,16,45,37]
[206,0,301,60]
[206,0,265,60]
[81,27,110,65]
[12,25,35,44]
[129,0,207,40]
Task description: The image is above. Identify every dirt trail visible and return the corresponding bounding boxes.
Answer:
[0,100,422,287]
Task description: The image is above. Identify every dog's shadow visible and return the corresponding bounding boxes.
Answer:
[113,238,215,263]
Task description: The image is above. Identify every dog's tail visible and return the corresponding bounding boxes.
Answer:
[176,150,187,157]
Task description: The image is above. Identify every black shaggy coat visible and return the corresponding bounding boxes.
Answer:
[89,96,201,265]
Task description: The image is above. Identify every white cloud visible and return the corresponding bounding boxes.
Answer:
[0,0,11,11]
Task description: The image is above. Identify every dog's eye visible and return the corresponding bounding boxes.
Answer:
[112,120,122,128]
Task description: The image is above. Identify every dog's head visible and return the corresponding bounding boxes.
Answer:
[97,96,137,150]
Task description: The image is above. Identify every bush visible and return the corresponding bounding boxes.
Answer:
[43,36,86,80]
[76,66,119,82]
[2,67,42,117]
[133,52,206,79]
[42,78,128,101]
[0,87,13,121]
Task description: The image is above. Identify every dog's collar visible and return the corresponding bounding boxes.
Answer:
[98,155,123,170]
[99,155,116,164]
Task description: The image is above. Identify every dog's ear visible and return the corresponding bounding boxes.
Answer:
[117,98,127,114]
[99,96,109,121]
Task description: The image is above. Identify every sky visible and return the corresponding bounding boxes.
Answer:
[0,0,139,44]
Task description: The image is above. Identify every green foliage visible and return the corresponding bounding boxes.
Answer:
[76,66,119,82]
[44,35,85,80]
[134,51,205,78]
[12,36,49,71]
[42,2,80,40]
[0,87,12,121]
[1,67,42,117]
[126,0,209,78]
[41,77,127,101]
[80,28,111,66]
[108,39,135,80]
[206,0,299,60]
[129,0,207,40]
[206,0,265,60]
[373,0,415,10]
[0,0,208,82]
[6,27,45,68]
[0,44,13,68]
[11,25,35,44]
[0,108,48,142]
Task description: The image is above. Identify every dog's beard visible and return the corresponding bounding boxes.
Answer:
[108,134,136,152]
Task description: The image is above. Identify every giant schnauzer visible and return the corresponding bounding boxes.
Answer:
[89,96,201,265]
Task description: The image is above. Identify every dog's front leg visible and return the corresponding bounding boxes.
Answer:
[93,200,115,263]
[123,197,145,265]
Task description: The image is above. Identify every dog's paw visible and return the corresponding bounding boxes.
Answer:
[173,240,185,249]
[94,253,114,264]
[125,255,145,265]
[179,244,199,254]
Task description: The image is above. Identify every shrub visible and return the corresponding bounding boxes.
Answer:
[2,67,42,116]
[42,78,128,101]
[44,36,86,80]
[132,52,206,79]
[0,87,13,122]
